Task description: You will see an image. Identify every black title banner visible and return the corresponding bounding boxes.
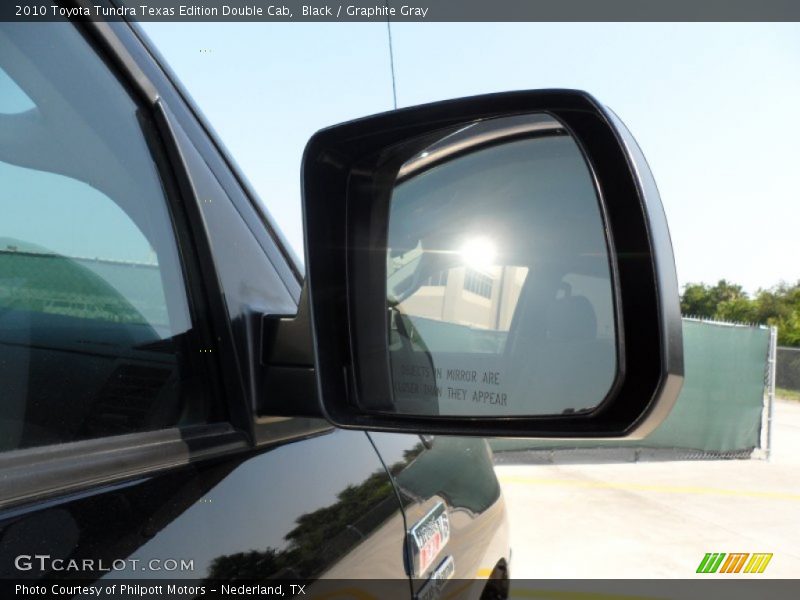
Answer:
[4,0,800,22]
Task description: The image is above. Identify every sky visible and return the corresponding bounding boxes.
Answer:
[141,22,800,294]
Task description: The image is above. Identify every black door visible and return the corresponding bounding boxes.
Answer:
[0,15,410,595]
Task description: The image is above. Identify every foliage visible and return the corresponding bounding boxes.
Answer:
[205,445,430,580]
[777,387,800,402]
[206,461,406,580]
[680,280,800,347]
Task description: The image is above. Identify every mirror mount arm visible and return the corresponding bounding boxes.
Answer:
[258,285,323,418]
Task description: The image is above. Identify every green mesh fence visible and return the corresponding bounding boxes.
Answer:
[490,319,771,458]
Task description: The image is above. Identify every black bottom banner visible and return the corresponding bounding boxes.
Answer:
[3,579,800,600]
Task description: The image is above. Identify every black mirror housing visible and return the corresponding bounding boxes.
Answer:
[301,89,683,438]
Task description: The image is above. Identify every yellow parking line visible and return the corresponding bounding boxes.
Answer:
[497,475,800,501]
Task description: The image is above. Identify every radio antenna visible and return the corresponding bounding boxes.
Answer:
[385,2,398,109]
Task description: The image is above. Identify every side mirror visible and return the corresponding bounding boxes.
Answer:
[300,90,683,438]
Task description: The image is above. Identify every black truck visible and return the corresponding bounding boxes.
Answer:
[0,4,683,599]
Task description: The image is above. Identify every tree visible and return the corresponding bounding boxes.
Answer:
[680,279,800,347]
[716,296,757,324]
[754,282,800,347]
[680,282,717,318]
[680,280,748,319]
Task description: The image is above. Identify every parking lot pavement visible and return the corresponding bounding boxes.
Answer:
[495,399,800,579]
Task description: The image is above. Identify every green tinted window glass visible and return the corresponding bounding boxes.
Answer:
[0,23,208,450]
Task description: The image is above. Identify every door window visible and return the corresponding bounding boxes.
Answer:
[0,23,208,450]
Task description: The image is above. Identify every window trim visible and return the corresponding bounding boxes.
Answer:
[72,13,255,437]
[0,419,335,512]
[0,424,248,512]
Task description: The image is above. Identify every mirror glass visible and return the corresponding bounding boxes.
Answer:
[386,114,617,417]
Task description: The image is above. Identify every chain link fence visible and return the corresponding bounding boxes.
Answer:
[776,346,800,395]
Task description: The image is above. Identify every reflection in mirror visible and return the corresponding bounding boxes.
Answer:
[386,114,617,417]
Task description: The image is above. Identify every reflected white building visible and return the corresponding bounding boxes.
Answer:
[398,265,529,332]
